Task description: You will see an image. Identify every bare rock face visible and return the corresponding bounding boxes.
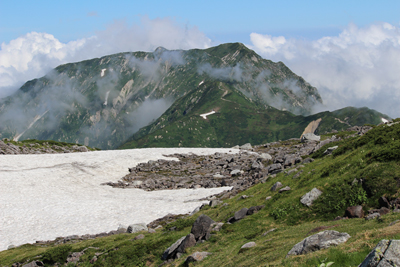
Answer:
[359,239,400,267]
[286,230,350,257]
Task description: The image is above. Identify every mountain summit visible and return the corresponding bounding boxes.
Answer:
[0,43,325,149]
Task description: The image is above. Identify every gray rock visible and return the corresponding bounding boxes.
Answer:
[265,196,272,200]
[301,133,321,143]
[359,239,400,267]
[234,208,249,221]
[271,182,283,191]
[162,236,186,260]
[286,230,350,257]
[230,169,242,176]
[302,158,315,164]
[240,143,252,150]
[268,163,283,174]
[127,223,148,233]
[279,186,291,193]
[323,146,338,155]
[241,242,256,249]
[209,199,222,207]
[259,153,272,160]
[247,205,265,215]
[22,261,44,267]
[365,213,380,220]
[300,188,323,207]
[184,251,211,265]
[345,205,364,218]
[191,214,215,241]
[134,234,145,240]
[251,160,264,170]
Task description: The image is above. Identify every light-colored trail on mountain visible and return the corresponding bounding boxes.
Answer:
[0,147,238,251]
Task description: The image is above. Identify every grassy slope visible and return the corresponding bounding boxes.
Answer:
[2,121,400,266]
[119,80,389,149]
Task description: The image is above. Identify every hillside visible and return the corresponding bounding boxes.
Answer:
[119,80,389,148]
[2,120,400,266]
[0,43,323,149]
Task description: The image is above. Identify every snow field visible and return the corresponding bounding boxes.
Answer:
[0,147,238,251]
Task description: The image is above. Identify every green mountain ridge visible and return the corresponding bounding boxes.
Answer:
[119,80,389,149]
[0,43,325,149]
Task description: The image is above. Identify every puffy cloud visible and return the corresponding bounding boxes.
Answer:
[0,16,211,98]
[249,22,400,118]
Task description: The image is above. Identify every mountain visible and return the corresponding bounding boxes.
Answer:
[0,43,323,149]
[119,79,389,148]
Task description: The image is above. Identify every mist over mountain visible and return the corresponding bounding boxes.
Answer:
[0,43,328,149]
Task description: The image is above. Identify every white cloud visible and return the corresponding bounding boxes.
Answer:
[249,22,400,118]
[0,16,211,98]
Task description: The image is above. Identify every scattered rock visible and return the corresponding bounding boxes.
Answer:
[247,205,265,215]
[240,143,252,150]
[134,234,145,240]
[209,199,222,207]
[262,228,276,236]
[265,196,272,200]
[184,251,211,266]
[241,242,256,249]
[190,215,215,242]
[301,133,320,143]
[234,208,249,221]
[300,188,322,207]
[271,182,283,191]
[127,223,148,233]
[162,236,186,260]
[286,230,350,257]
[345,205,364,218]
[359,239,400,267]
[323,146,338,155]
[21,261,44,267]
[365,213,380,220]
[279,186,291,193]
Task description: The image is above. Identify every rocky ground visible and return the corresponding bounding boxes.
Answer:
[103,128,373,199]
[0,139,90,154]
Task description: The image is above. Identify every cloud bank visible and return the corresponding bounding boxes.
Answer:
[0,16,211,98]
[249,22,400,118]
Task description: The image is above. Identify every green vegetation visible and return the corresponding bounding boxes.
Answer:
[2,123,400,266]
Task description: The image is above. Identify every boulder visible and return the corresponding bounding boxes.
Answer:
[234,208,249,221]
[267,163,283,174]
[379,196,390,209]
[209,199,222,207]
[190,214,215,242]
[247,205,265,215]
[345,205,364,218]
[241,242,256,249]
[259,153,272,161]
[22,261,44,267]
[240,143,252,150]
[359,239,400,267]
[271,182,283,191]
[127,223,148,233]
[162,236,186,260]
[323,146,338,155]
[301,133,321,143]
[230,169,242,176]
[286,230,350,257]
[300,188,323,207]
[184,251,211,266]
[279,186,291,193]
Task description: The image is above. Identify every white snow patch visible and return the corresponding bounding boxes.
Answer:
[0,147,238,251]
[101,68,107,77]
[200,110,216,119]
[199,80,204,86]
[104,91,110,106]
[14,110,48,141]
[381,117,389,124]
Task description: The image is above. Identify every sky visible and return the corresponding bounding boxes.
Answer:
[1,0,400,118]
